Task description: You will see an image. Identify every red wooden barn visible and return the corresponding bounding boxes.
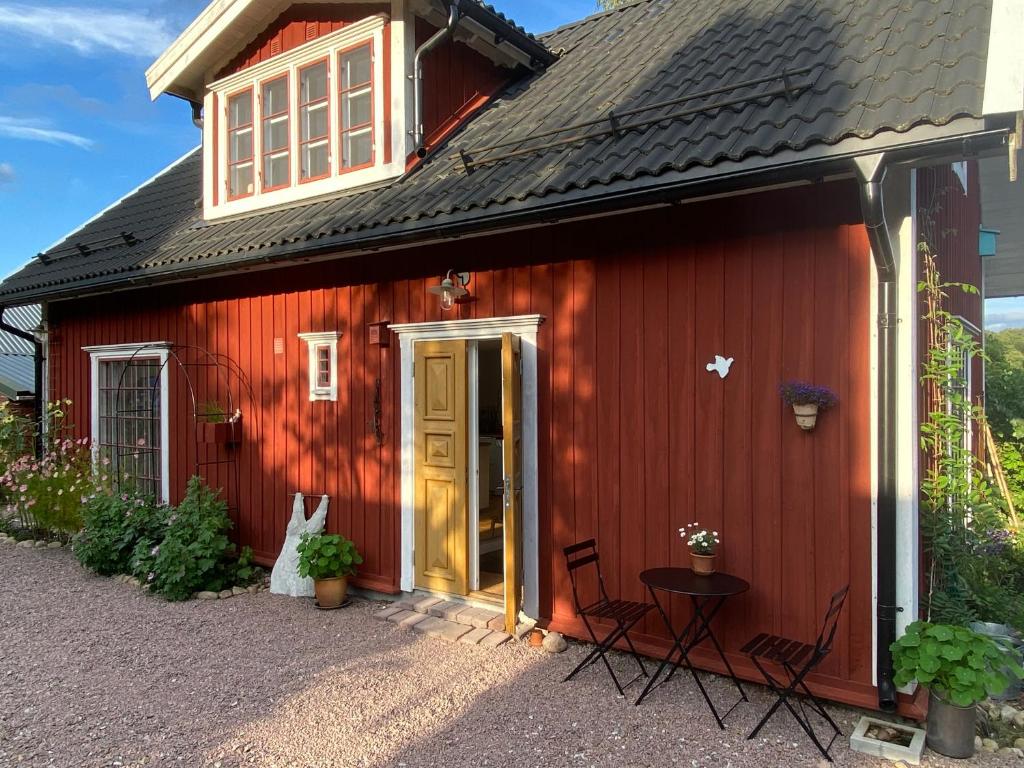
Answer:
[1,0,1019,715]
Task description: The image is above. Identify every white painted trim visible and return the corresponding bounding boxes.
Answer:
[298,331,342,401]
[85,342,171,504]
[468,340,480,593]
[983,0,1024,115]
[390,314,545,618]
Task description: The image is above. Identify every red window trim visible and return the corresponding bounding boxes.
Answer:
[338,39,375,175]
[225,86,255,202]
[259,72,291,193]
[297,56,331,185]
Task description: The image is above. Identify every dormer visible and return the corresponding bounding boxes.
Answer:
[146,1,555,221]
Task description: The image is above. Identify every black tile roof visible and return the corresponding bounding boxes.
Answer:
[0,0,997,302]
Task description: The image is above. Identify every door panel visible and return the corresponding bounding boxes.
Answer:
[502,333,523,633]
[415,340,469,594]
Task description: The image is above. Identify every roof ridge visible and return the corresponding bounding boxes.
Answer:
[539,0,654,40]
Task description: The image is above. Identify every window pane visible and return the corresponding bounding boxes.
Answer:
[344,90,371,129]
[300,61,328,103]
[301,103,328,142]
[264,153,288,188]
[230,128,253,163]
[230,163,254,197]
[228,92,252,129]
[344,131,373,168]
[262,77,287,116]
[302,142,329,179]
[342,46,371,88]
[265,118,288,152]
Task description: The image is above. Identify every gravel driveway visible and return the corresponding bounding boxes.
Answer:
[0,545,1017,768]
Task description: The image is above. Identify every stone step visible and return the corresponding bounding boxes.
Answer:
[375,600,511,648]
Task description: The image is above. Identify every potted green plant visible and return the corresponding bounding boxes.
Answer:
[679,522,720,575]
[779,381,837,431]
[198,401,242,445]
[891,621,1024,758]
[296,532,362,609]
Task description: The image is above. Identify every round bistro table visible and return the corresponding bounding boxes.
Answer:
[636,567,750,728]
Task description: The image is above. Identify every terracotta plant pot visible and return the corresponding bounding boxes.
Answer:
[313,576,348,609]
[691,553,716,575]
[792,403,819,431]
[199,419,242,445]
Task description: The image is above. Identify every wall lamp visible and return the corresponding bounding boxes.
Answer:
[428,270,471,311]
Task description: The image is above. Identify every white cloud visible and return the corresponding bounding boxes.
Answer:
[0,116,93,148]
[0,4,175,58]
[0,162,13,184]
[985,298,1024,331]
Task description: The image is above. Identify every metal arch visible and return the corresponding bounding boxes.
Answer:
[110,343,255,521]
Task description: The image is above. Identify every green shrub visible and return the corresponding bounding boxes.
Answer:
[132,476,253,601]
[73,492,165,576]
[892,621,1024,706]
[297,532,362,580]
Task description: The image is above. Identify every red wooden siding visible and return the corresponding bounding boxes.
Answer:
[415,18,511,150]
[217,4,390,79]
[48,181,876,707]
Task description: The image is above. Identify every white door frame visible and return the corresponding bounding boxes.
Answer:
[390,314,544,618]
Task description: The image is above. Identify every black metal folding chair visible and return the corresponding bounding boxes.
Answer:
[741,585,850,762]
[562,539,652,695]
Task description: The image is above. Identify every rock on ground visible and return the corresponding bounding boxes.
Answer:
[2,544,1022,768]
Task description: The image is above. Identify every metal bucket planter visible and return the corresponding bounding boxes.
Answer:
[926,691,976,759]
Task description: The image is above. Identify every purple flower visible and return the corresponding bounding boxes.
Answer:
[980,529,1014,556]
[779,381,838,410]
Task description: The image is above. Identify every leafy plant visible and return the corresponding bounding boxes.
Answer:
[200,400,227,424]
[132,476,243,601]
[778,381,837,409]
[297,532,362,580]
[891,621,1023,707]
[679,522,719,556]
[73,491,165,576]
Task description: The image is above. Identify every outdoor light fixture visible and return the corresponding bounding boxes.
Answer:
[428,270,470,311]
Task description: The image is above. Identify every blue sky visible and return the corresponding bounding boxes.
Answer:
[1,0,1021,327]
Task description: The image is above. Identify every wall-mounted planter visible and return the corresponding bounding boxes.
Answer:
[199,419,242,446]
[792,403,819,431]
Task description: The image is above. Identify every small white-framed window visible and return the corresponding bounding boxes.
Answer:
[298,332,341,401]
[84,342,171,503]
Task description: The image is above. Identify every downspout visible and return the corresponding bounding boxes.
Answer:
[0,306,44,459]
[412,1,462,157]
[854,153,899,713]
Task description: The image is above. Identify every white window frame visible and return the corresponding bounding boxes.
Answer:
[207,15,390,220]
[298,331,341,401]
[84,342,171,503]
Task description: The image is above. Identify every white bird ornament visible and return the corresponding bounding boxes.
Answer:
[706,355,734,379]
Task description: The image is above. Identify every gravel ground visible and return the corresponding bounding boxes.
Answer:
[1,545,1019,768]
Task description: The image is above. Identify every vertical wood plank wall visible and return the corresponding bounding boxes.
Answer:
[48,180,875,705]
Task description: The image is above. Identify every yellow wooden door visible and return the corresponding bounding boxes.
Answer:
[414,340,469,595]
[501,333,523,633]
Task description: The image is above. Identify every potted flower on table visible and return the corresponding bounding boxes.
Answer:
[891,621,1024,758]
[296,532,363,609]
[680,523,720,575]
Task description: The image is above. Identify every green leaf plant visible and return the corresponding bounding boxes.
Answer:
[297,532,362,581]
[892,621,1023,707]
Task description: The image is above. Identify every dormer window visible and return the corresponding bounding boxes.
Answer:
[207,15,390,218]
